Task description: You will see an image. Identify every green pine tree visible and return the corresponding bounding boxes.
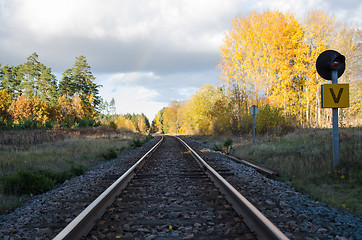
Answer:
[0,64,22,98]
[59,56,101,107]
[17,52,58,103]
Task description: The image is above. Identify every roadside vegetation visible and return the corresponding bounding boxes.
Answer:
[0,127,153,214]
[190,127,362,215]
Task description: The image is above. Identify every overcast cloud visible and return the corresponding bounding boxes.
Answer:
[0,0,361,120]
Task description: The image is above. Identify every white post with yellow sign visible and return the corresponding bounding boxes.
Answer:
[317,50,349,170]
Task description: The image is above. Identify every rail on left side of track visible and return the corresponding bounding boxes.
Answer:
[53,137,164,240]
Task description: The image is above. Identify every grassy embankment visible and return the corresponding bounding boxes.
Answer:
[0,127,152,214]
[190,127,362,215]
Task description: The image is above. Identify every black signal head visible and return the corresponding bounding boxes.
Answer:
[316,50,345,80]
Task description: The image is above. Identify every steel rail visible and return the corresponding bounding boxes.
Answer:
[177,137,289,240]
[226,155,279,176]
[53,137,164,240]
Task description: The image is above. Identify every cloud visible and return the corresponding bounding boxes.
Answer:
[1,0,361,121]
[99,84,166,120]
[97,69,219,119]
[5,0,234,45]
[98,69,218,100]
[108,72,160,85]
[2,0,360,72]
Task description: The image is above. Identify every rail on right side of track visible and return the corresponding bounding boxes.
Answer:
[177,137,288,240]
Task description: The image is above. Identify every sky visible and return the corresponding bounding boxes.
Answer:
[0,0,361,121]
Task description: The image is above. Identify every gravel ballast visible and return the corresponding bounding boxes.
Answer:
[181,137,361,240]
[0,136,361,240]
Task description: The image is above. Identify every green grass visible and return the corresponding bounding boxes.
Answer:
[128,134,154,149]
[0,128,153,214]
[189,127,362,215]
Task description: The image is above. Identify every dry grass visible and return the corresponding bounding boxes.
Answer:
[0,126,146,214]
[189,127,362,214]
[0,126,124,148]
[0,126,139,175]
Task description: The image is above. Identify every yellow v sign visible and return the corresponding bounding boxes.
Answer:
[321,84,349,108]
[329,88,344,103]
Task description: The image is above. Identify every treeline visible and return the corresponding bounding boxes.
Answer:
[101,109,150,133]
[0,53,101,129]
[152,11,361,135]
[151,84,287,135]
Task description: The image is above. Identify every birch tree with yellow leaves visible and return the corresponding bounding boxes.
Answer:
[182,84,232,135]
[156,10,360,135]
[301,10,336,126]
[219,11,307,124]
[219,10,360,128]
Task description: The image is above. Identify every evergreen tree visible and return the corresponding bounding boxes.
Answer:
[0,65,22,98]
[59,56,101,107]
[18,52,42,97]
[59,68,74,97]
[39,67,58,104]
[17,52,58,103]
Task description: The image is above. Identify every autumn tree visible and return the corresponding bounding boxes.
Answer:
[157,11,360,135]
[0,89,12,120]
[219,11,307,126]
[331,24,361,121]
[0,53,104,129]
[137,113,150,133]
[162,101,183,134]
[301,11,337,126]
[113,113,149,133]
[8,95,53,124]
[219,10,360,129]
[182,84,232,135]
[56,94,75,127]
[151,108,165,133]
[116,115,136,132]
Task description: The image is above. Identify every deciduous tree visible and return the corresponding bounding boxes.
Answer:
[0,89,12,119]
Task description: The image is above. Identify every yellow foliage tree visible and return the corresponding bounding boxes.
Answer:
[116,115,136,132]
[151,110,164,133]
[182,84,232,135]
[0,89,12,119]
[219,11,307,124]
[72,93,85,121]
[219,10,360,128]
[331,24,361,121]
[162,101,183,134]
[301,10,336,126]
[8,95,52,123]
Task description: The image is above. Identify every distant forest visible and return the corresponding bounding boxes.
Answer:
[0,53,150,131]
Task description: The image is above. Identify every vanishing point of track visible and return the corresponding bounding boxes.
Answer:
[54,136,288,240]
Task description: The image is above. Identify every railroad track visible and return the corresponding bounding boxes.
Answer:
[54,136,288,240]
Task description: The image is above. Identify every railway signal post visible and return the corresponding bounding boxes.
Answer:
[249,105,259,144]
[316,50,349,170]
